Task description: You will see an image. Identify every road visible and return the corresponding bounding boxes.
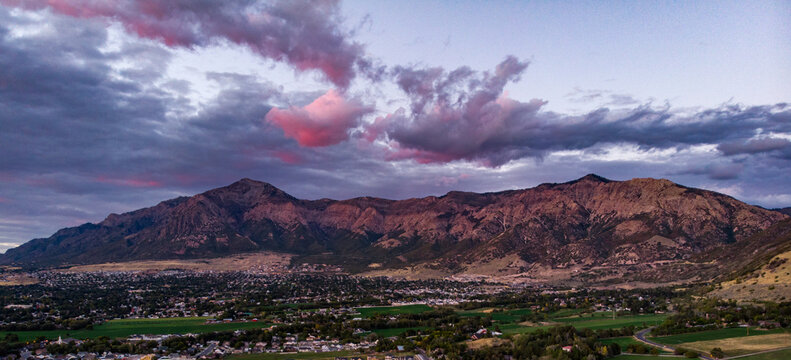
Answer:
[633,327,714,360]
[196,342,216,358]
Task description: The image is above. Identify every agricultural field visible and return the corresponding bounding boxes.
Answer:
[493,313,668,335]
[650,327,788,345]
[0,317,272,342]
[737,348,791,360]
[458,307,532,323]
[598,336,646,349]
[355,304,433,318]
[675,333,791,357]
[371,327,426,337]
[553,313,667,330]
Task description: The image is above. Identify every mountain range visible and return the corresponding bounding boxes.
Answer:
[2,175,789,285]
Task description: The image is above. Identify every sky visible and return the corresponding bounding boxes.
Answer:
[0,0,790,251]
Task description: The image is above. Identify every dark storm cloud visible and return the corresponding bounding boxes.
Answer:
[1,0,370,88]
[675,162,745,180]
[718,137,791,157]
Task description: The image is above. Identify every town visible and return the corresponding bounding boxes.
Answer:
[0,268,787,360]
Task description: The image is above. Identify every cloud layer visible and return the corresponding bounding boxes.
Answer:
[1,0,368,87]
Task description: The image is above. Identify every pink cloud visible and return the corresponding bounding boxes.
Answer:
[2,0,365,87]
[362,56,544,167]
[266,89,372,147]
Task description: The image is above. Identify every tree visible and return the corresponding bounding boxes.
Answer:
[711,347,725,359]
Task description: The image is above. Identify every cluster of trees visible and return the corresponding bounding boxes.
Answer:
[625,343,659,355]
[417,326,623,359]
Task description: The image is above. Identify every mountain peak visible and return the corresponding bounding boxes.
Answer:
[568,174,612,184]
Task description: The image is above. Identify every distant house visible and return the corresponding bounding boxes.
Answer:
[561,345,573,352]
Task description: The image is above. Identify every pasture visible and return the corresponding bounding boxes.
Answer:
[676,333,791,357]
[355,304,432,318]
[737,348,791,360]
[650,327,788,345]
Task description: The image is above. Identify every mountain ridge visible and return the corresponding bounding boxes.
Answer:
[2,174,788,285]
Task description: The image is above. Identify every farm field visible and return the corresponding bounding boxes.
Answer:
[650,327,788,345]
[553,314,667,330]
[737,348,791,360]
[676,333,791,357]
[599,336,649,350]
[355,304,432,318]
[0,317,272,342]
[458,308,532,323]
[495,313,668,335]
[371,327,426,337]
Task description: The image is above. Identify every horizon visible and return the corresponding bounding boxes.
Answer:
[0,0,790,251]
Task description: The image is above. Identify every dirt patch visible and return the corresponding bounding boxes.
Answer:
[465,337,511,350]
[0,273,38,286]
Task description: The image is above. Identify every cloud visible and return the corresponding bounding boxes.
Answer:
[1,0,367,87]
[367,60,791,166]
[718,137,791,156]
[676,162,745,180]
[266,89,373,147]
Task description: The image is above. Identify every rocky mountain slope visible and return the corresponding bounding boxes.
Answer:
[2,175,788,284]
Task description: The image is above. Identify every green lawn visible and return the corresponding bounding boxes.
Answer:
[650,327,789,345]
[226,351,356,360]
[355,304,432,318]
[0,317,272,342]
[736,348,791,360]
[371,326,426,337]
[549,308,585,318]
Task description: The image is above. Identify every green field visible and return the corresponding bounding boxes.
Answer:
[496,314,667,335]
[0,317,272,342]
[355,304,432,318]
[737,348,791,360]
[599,336,643,349]
[650,327,788,345]
[612,355,664,360]
[553,314,667,330]
[458,308,532,323]
[371,326,426,337]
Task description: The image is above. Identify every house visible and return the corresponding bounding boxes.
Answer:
[561,345,573,352]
